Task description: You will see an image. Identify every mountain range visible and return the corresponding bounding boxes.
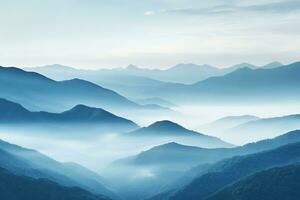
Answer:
[149,61,300,104]
[0,167,110,200]
[25,61,283,84]
[0,66,173,122]
[16,61,300,106]
[202,114,300,144]
[124,120,232,148]
[0,139,118,199]
[207,164,300,200]
[23,62,283,100]
[152,141,300,200]
[0,98,138,132]
[104,130,300,200]
[0,66,141,113]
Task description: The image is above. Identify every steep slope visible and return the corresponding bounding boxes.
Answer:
[0,167,110,200]
[0,139,118,199]
[0,66,140,113]
[208,164,300,200]
[168,142,300,200]
[126,120,231,148]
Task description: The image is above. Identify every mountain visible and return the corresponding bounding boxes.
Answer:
[0,66,148,115]
[262,61,283,69]
[200,115,260,134]
[144,130,300,199]
[208,164,300,200]
[151,61,300,104]
[0,167,110,200]
[25,63,221,84]
[125,120,232,148]
[167,142,300,200]
[104,130,300,200]
[224,62,257,71]
[24,64,169,99]
[102,142,212,200]
[24,62,286,100]
[0,139,118,199]
[226,114,300,144]
[134,97,177,108]
[0,98,139,131]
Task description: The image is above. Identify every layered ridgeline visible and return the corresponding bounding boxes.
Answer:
[104,130,300,200]
[25,62,282,84]
[200,115,260,134]
[202,114,300,144]
[24,62,282,99]
[0,98,139,132]
[0,167,110,200]
[0,139,118,200]
[0,66,169,116]
[207,164,300,200]
[162,142,300,200]
[124,120,232,148]
[226,114,300,144]
[147,61,300,104]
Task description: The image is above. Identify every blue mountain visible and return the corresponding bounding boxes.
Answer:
[225,114,300,144]
[208,164,300,200]
[119,130,300,200]
[0,66,142,113]
[167,142,300,200]
[0,98,139,131]
[126,120,232,148]
[152,61,300,103]
[0,139,118,199]
[0,167,110,200]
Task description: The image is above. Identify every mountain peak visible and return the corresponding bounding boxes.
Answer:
[262,61,283,69]
[147,120,186,131]
[64,104,108,116]
[40,64,75,70]
[0,98,29,115]
[126,64,139,70]
[171,63,216,71]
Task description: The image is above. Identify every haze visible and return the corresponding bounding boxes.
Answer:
[1,0,300,69]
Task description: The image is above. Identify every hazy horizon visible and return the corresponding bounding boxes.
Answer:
[1,60,295,71]
[1,0,300,69]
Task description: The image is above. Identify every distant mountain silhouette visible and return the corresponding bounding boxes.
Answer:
[24,62,285,100]
[128,129,300,168]
[262,61,283,69]
[208,164,300,200]
[0,167,110,200]
[168,142,300,200]
[150,61,300,104]
[0,98,138,131]
[0,139,117,199]
[226,114,300,144]
[200,115,260,133]
[126,120,232,148]
[134,97,177,108]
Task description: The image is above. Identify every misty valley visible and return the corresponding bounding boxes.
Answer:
[0,62,300,200]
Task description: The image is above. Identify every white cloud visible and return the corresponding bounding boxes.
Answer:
[144,10,156,16]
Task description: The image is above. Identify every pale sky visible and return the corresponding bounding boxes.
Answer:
[1,0,300,69]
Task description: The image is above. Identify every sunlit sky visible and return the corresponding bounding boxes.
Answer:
[1,0,300,69]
